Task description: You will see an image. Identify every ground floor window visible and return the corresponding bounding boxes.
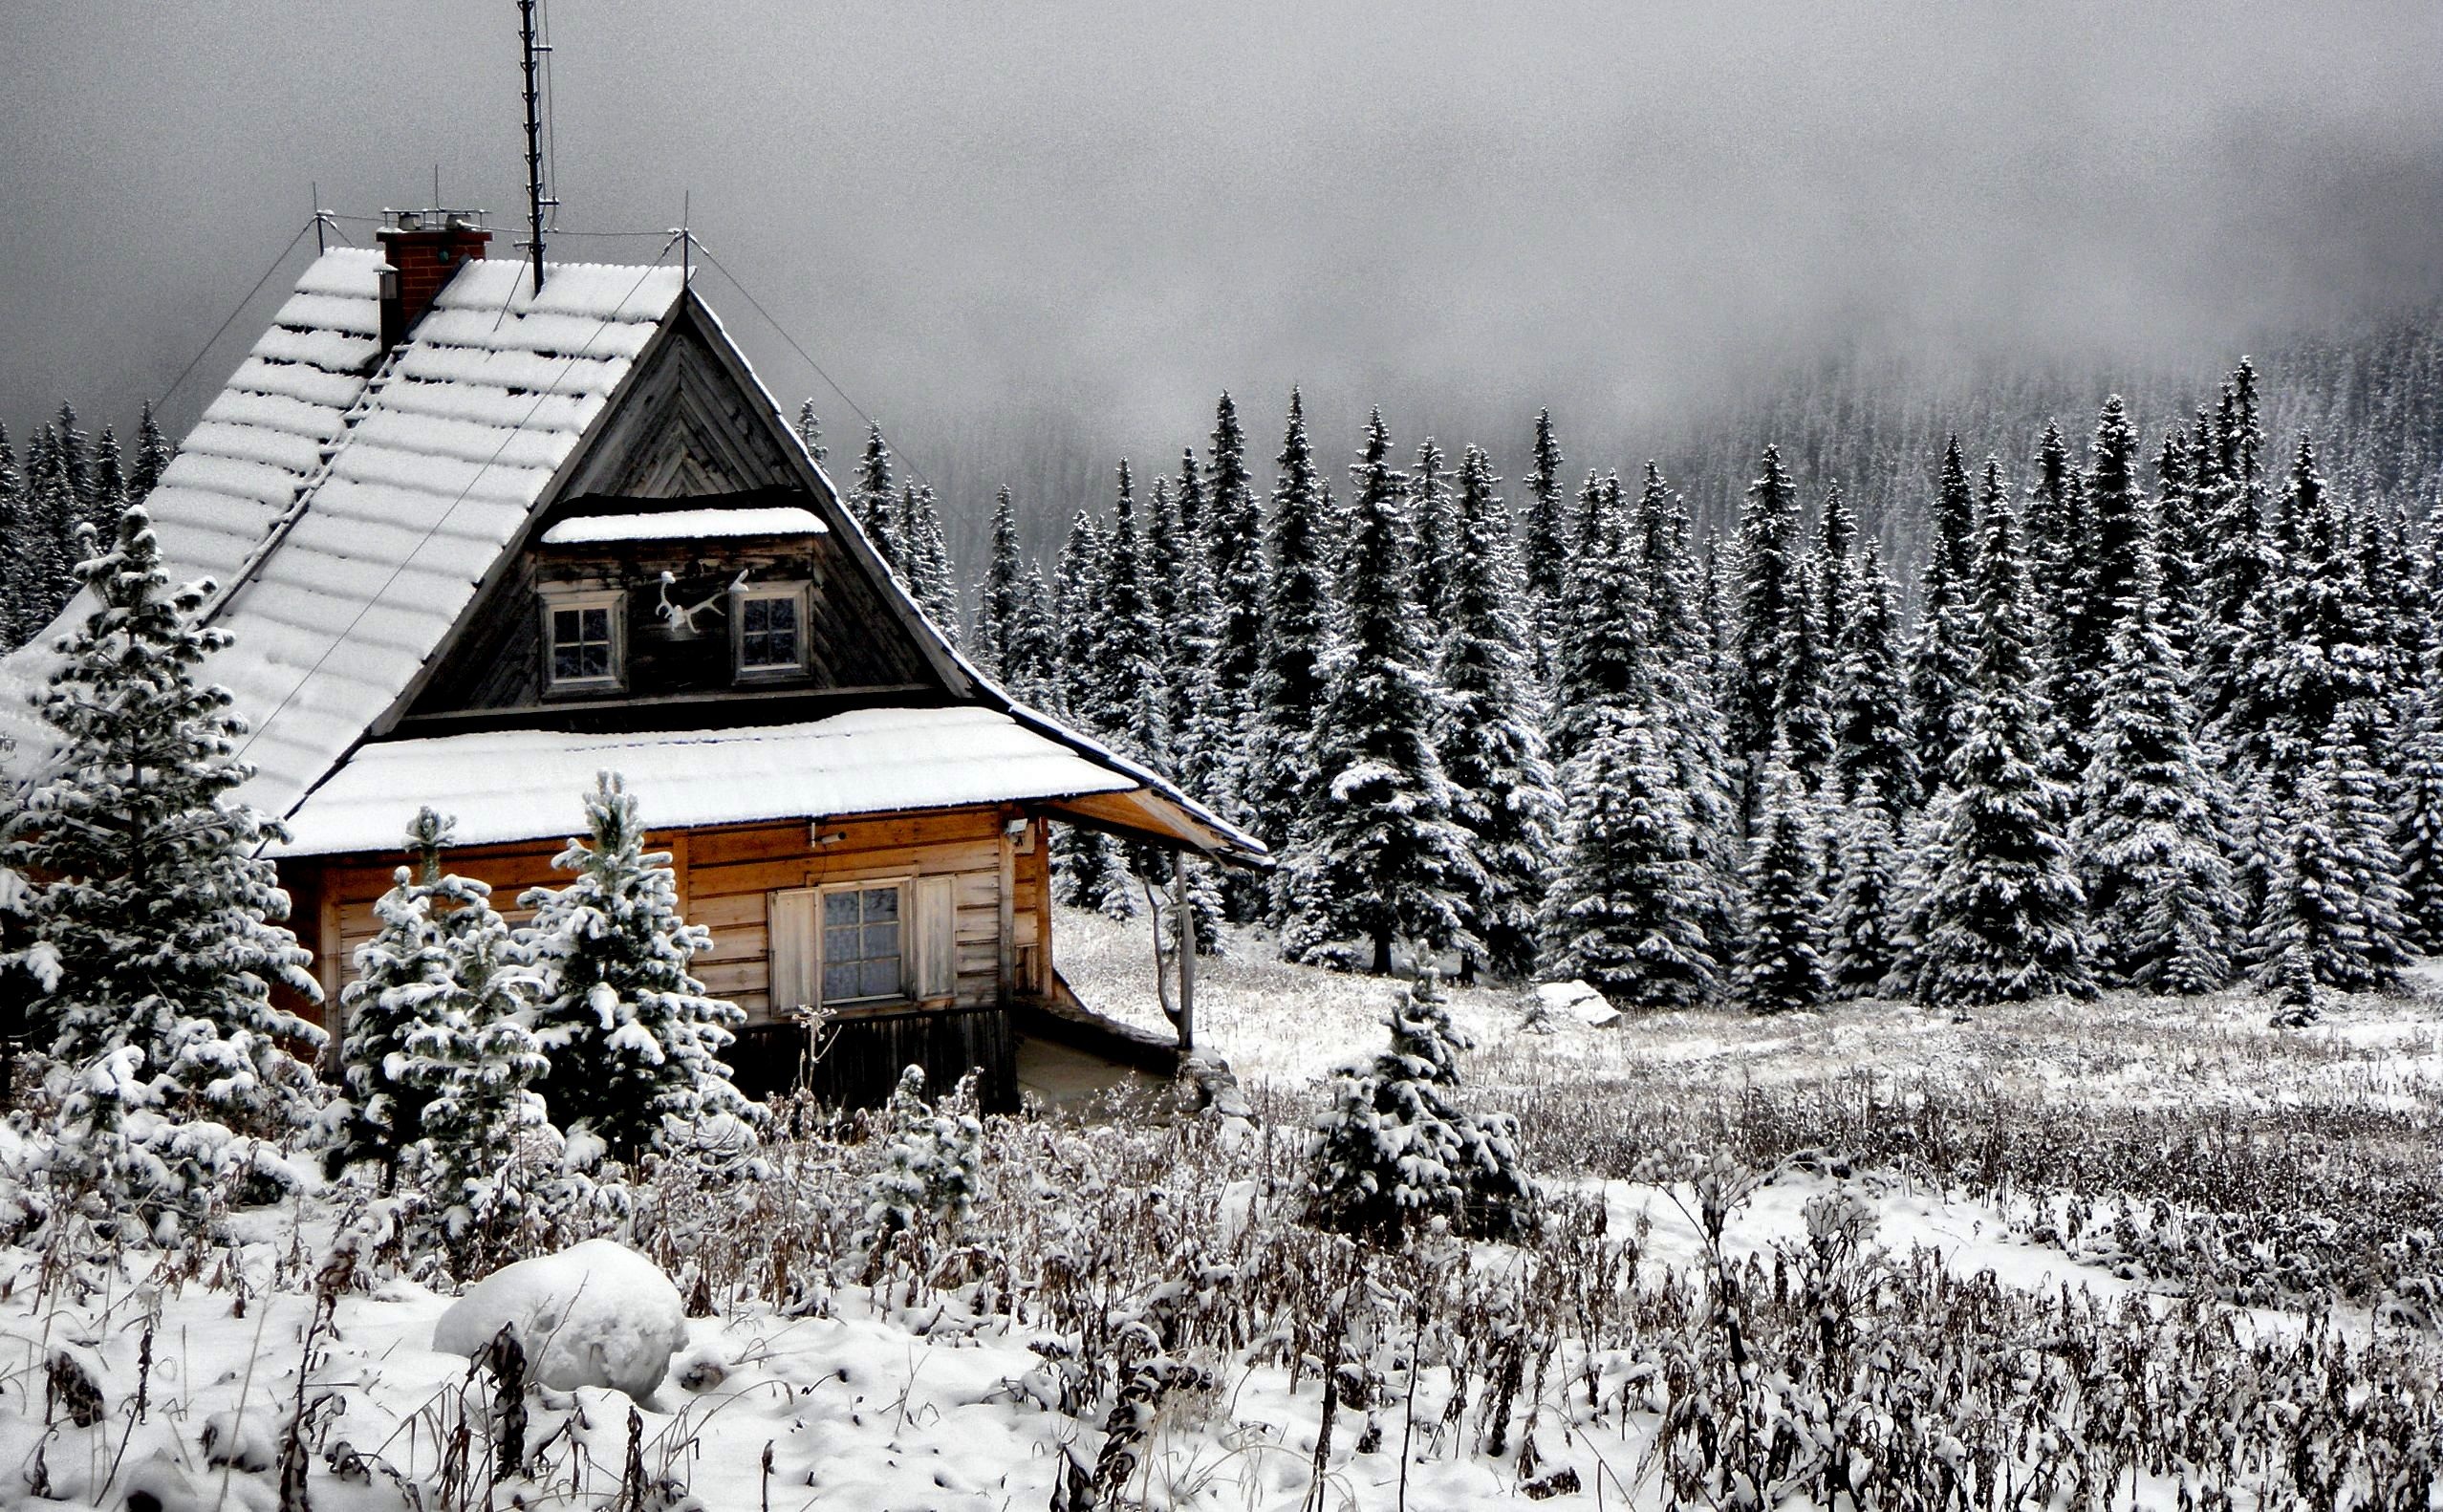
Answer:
[768,875,960,1018]
[821,883,903,1003]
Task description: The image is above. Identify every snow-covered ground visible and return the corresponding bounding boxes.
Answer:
[4,913,2439,1510]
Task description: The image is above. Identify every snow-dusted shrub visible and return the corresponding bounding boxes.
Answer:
[431,1239,688,1397]
[1306,971,1537,1242]
[854,1064,982,1267]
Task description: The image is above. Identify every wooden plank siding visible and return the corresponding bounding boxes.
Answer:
[282,804,1053,1109]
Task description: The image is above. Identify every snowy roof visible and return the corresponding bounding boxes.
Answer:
[0,248,687,813]
[539,506,827,546]
[278,705,1141,855]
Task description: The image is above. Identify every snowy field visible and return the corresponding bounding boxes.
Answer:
[3,913,2440,1510]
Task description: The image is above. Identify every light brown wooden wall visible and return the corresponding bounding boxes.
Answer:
[283,804,1052,1026]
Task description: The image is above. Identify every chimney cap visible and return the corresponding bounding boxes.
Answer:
[378,206,491,236]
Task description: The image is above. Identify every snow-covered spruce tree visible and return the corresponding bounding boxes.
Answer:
[1631,461,1740,961]
[2152,425,2205,659]
[792,399,828,464]
[1815,480,1858,655]
[22,424,82,627]
[2023,421,2086,681]
[1826,781,1904,1000]
[520,773,754,1163]
[1736,749,1830,1015]
[1905,437,1979,797]
[2218,436,2388,792]
[1408,437,1456,632]
[2074,536,2238,994]
[1730,443,1804,786]
[1772,553,1838,792]
[1306,972,1536,1243]
[1246,390,1337,864]
[1913,463,2096,1008]
[971,486,1025,678]
[1520,412,1567,605]
[1201,392,1267,736]
[1543,707,1718,1007]
[2394,658,2443,952]
[400,847,558,1277]
[1434,443,1563,982]
[854,1064,983,1265]
[1092,460,1168,744]
[1143,474,1186,681]
[334,808,459,1186]
[2194,365,2277,727]
[0,507,324,1198]
[895,483,959,639]
[852,424,901,572]
[1286,411,1479,974]
[1829,541,1916,806]
[2067,396,2149,683]
[2250,746,2407,996]
[128,401,175,507]
[0,423,27,646]
[1548,471,1645,768]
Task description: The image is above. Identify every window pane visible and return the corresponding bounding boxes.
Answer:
[580,607,609,640]
[861,959,900,998]
[767,627,797,664]
[744,599,771,634]
[824,925,859,962]
[862,887,897,921]
[863,922,898,960]
[823,892,859,926]
[553,643,583,679]
[579,642,609,677]
[767,599,797,631]
[822,962,860,1000]
[553,608,581,640]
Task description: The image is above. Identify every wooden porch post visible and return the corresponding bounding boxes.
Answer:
[1173,854,1195,1054]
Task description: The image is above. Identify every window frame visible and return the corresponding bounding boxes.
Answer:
[731,580,811,680]
[813,876,911,1008]
[540,586,626,694]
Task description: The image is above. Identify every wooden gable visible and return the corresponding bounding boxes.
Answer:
[386,298,963,736]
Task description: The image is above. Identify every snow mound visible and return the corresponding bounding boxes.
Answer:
[431,1239,687,1399]
[1531,980,1621,1028]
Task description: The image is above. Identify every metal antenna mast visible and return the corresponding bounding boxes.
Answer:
[516,0,553,292]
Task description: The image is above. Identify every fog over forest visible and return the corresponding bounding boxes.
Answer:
[5,1,2441,567]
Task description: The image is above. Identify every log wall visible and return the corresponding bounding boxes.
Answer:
[282,804,1052,1108]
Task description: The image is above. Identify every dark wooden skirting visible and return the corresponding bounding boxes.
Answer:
[1015,977,1182,1078]
[729,1007,1020,1113]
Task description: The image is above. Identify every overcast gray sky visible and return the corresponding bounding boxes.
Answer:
[4,1,2440,490]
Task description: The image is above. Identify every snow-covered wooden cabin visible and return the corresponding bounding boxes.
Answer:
[0,214,1262,1112]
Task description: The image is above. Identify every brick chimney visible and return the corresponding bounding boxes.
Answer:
[376,209,492,349]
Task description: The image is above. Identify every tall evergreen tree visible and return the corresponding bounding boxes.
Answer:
[127,401,174,505]
[1143,473,1187,679]
[1773,553,1837,790]
[0,507,324,1207]
[2393,648,2443,953]
[1815,480,1858,655]
[1095,460,1169,759]
[2195,365,2275,724]
[1736,749,1831,1015]
[2026,420,2089,762]
[1247,391,1337,853]
[1521,408,1568,606]
[1905,437,1979,795]
[1409,437,1457,630]
[1051,508,1108,727]
[0,424,24,645]
[1548,472,1644,767]
[85,426,125,544]
[2253,724,2411,994]
[1731,443,1803,782]
[854,425,901,569]
[2074,536,2238,994]
[793,400,828,464]
[973,486,1025,679]
[1435,443,1563,981]
[2219,436,2386,791]
[1913,463,2095,1007]
[23,425,81,626]
[520,774,753,1161]
[1829,541,1916,805]
[1202,393,1266,717]
[1543,707,1717,1007]
[1286,411,1478,974]
[2152,425,2204,658]
[1631,461,1740,961]
[895,482,959,637]
[1826,780,1904,999]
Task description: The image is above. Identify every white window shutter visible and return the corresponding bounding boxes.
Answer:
[915,875,957,1000]
[767,888,818,1013]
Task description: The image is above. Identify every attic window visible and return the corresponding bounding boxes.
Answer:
[542,588,624,692]
[734,583,809,678]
